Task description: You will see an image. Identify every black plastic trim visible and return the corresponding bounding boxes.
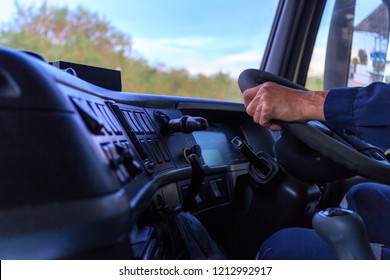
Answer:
[0,189,131,259]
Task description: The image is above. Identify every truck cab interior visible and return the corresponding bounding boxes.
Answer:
[1,0,390,259]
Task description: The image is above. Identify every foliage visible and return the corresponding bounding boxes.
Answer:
[351,57,359,65]
[0,1,242,101]
[305,76,323,91]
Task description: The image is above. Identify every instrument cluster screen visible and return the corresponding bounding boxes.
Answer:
[193,124,247,166]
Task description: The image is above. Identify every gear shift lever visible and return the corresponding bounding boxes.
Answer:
[312,208,375,259]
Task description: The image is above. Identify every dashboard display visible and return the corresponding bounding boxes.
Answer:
[193,125,247,166]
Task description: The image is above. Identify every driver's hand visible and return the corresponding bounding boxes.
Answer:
[243,82,327,130]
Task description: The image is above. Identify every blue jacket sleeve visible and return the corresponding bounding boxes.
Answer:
[324,82,390,149]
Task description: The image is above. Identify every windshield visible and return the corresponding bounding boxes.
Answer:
[0,0,278,101]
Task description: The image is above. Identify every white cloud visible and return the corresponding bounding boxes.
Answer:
[158,38,206,49]
[132,36,262,78]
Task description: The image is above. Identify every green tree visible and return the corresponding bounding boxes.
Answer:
[0,1,241,101]
[1,1,132,66]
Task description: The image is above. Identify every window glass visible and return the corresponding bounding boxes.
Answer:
[0,0,279,101]
[306,0,336,90]
[306,0,389,90]
[349,1,389,86]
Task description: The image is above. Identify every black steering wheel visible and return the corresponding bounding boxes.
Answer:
[238,68,390,185]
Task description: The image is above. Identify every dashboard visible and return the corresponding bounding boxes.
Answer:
[0,47,317,260]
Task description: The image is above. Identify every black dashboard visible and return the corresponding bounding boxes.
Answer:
[0,47,281,259]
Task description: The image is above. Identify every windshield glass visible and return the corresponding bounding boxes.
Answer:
[0,0,278,101]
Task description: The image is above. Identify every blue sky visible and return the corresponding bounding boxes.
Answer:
[0,0,279,77]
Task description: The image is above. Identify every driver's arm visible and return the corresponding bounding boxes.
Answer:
[243,82,328,130]
[244,81,390,149]
[325,82,390,148]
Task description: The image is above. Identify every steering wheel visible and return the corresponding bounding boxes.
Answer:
[238,69,390,185]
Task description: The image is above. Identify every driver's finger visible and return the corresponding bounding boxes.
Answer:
[245,93,261,116]
[253,101,263,124]
[268,123,282,131]
[259,100,274,128]
[243,86,260,108]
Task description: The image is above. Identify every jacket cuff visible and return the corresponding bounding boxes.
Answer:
[323,87,361,132]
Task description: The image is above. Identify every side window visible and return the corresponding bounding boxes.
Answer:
[306,0,390,90]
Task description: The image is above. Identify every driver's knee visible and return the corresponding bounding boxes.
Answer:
[342,182,390,244]
[343,182,390,211]
[257,228,335,260]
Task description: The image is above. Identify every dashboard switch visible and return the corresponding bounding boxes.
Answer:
[168,115,209,134]
[232,136,280,185]
[154,111,208,134]
[71,97,104,134]
[114,142,143,177]
[209,180,222,199]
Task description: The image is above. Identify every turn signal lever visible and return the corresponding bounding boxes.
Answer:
[168,116,208,133]
[181,144,205,211]
[154,111,209,134]
[312,208,375,259]
[231,136,280,185]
